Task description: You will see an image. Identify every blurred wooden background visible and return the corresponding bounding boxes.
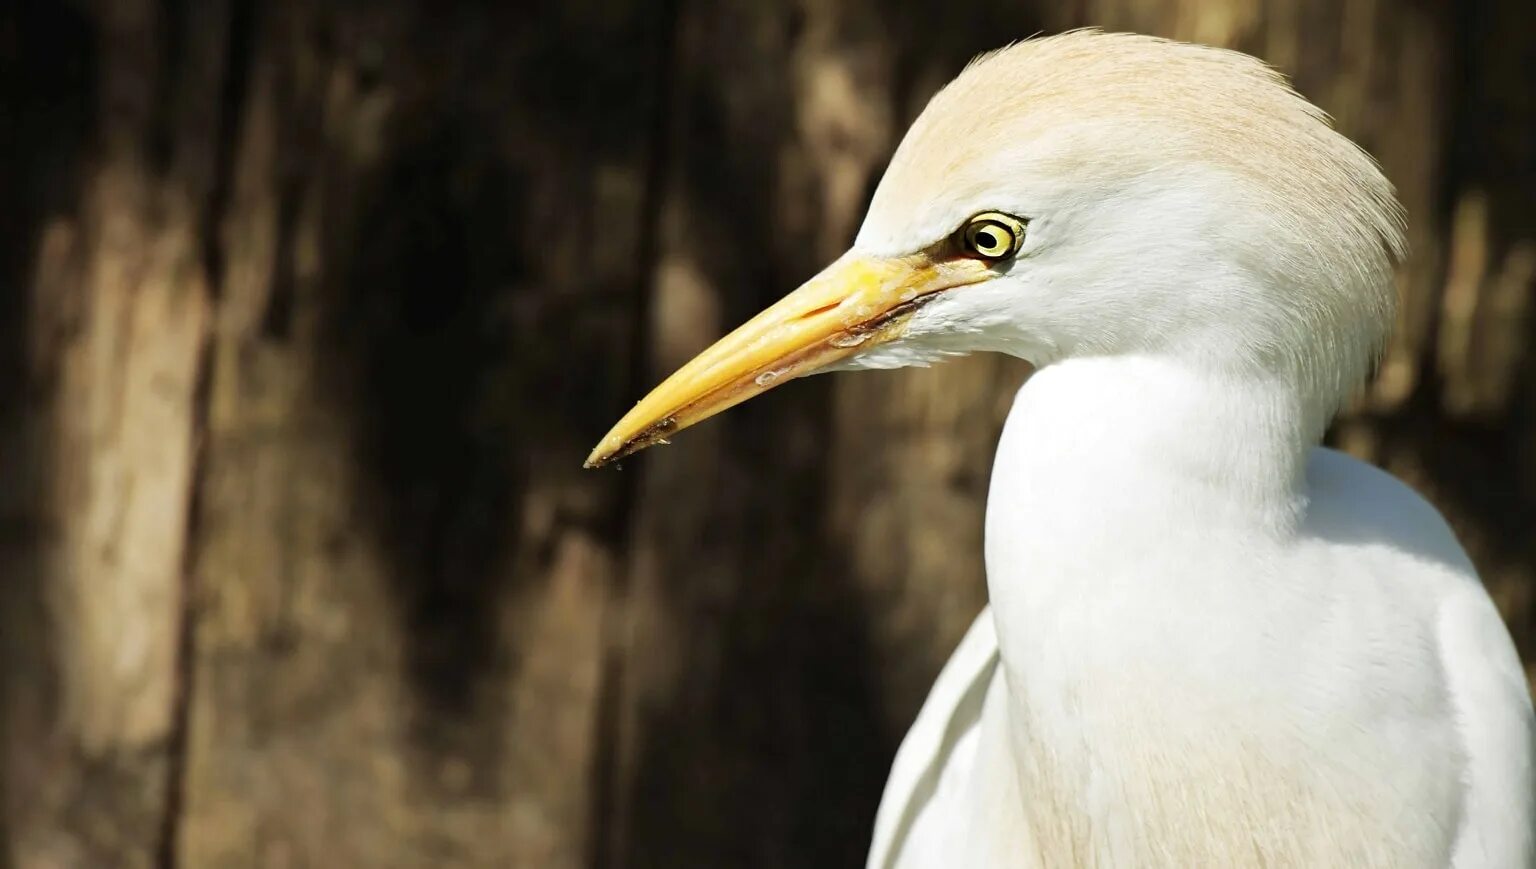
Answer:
[0,0,1531,866]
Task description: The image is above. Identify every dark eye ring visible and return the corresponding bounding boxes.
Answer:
[959,212,1027,260]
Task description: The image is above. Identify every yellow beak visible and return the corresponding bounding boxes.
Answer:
[585,250,992,468]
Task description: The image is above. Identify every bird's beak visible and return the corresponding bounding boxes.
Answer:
[586,251,991,468]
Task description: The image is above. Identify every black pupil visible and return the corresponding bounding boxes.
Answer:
[977,227,1002,252]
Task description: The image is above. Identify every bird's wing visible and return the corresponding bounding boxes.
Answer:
[1438,584,1536,868]
[866,606,1001,869]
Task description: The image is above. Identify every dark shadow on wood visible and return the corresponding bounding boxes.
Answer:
[0,1,99,864]
[330,115,527,791]
[586,1,682,867]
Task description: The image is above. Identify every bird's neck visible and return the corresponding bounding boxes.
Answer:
[986,354,1316,567]
[982,354,1322,765]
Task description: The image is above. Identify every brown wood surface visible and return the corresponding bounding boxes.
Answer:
[0,0,1531,866]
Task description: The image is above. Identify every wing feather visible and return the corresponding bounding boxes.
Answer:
[867,607,1001,869]
[1439,586,1536,868]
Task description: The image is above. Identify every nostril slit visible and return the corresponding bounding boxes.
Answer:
[797,302,840,320]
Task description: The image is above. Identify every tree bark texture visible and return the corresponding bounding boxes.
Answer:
[0,0,1531,866]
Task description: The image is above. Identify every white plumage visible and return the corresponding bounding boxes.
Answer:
[857,33,1534,868]
[590,30,1535,868]
[872,439,1531,867]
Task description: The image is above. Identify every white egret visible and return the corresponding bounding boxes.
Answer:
[587,30,1534,868]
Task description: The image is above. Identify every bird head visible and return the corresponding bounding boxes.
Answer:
[586,30,1404,469]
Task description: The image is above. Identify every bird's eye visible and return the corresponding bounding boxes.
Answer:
[959,213,1026,261]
